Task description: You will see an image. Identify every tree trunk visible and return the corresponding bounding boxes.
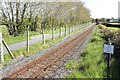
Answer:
[10,2,14,23]
[21,3,27,23]
[16,2,19,34]
[10,2,15,35]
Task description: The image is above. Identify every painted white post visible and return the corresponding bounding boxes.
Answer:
[0,32,4,63]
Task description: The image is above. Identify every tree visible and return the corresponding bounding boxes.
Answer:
[0,1,91,37]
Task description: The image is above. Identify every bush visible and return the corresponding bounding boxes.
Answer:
[0,25,9,37]
[91,36,102,42]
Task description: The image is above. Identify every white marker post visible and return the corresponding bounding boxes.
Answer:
[104,43,114,77]
[0,32,4,63]
[104,44,114,66]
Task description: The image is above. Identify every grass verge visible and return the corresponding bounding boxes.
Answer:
[65,27,107,78]
[99,24,120,78]
[3,23,89,45]
[4,31,40,45]
[99,24,119,32]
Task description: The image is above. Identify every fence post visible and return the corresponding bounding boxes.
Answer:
[52,27,54,40]
[59,27,62,38]
[27,26,29,52]
[0,33,4,63]
[72,26,74,32]
[69,25,70,34]
[42,28,45,44]
[65,26,67,36]
[2,39,14,59]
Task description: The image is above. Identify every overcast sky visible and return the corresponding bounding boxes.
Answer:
[82,0,120,18]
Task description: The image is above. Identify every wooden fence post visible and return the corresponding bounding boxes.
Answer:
[0,33,4,63]
[42,28,45,44]
[2,39,14,59]
[69,26,70,34]
[59,27,62,38]
[65,26,67,36]
[52,27,54,40]
[27,28,29,52]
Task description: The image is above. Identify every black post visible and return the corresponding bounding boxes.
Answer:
[107,53,110,77]
[107,37,111,77]
[107,54,110,68]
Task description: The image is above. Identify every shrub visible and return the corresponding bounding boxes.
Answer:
[0,25,9,37]
[91,36,102,42]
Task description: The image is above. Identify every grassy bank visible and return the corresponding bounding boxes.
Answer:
[99,24,120,78]
[65,24,120,78]
[99,24,119,32]
[65,26,107,78]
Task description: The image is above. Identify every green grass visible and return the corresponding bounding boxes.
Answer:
[1,23,90,67]
[2,24,89,45]
[99,24,119,32]
[65,61,79,69]
[65,27,107,78]
[4,31,40,45]
[3,36,64,66]
[65,70,86,79]
[99,24,120,78]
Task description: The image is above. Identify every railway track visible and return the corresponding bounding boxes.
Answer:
[3,25,95,79]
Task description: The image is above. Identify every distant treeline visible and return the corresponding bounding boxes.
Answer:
[92,18,120,24]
